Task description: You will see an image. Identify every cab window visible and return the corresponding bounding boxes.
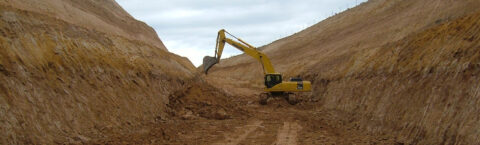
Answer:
[265,74,282,88]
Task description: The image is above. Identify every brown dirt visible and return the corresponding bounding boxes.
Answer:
[273,121,302,145]
[2,0,480,144]
[87,82,399,145]
[0,2,194,144]
[207,0,480,144]
[0,0,167,50]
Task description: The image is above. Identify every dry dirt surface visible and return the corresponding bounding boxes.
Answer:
[2,0,480,144]
[208,0,480,144]
[0,0,167,50]
[88,82,400,145]
[0,1,195,144]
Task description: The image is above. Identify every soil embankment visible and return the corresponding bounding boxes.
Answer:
[2,0,480,144]
[208,0,480,144]
[0,1,194,144]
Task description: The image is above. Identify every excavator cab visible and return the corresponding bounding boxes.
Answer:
[265,74,282,88]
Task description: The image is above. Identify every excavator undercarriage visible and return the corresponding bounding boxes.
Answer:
[259,92,300,105]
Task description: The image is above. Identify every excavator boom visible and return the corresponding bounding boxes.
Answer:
[203,29,275,75]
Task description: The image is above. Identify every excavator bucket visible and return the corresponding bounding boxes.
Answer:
[203,56,218,74]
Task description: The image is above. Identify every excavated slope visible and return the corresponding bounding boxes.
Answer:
[0,0,167,50]
[208,0,480,144]
[0,1,195,144]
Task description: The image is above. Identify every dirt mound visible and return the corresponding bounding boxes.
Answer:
[166,80,249,120]
[83,79,253,144]
[0,2,195,144]
[207,0,480,144]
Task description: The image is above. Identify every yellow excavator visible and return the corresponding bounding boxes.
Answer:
[203,29,311,105]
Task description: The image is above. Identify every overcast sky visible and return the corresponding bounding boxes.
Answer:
[116,0,367,66]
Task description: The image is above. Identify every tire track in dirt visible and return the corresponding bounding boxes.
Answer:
[213,120,263,145]
[273,121,302,145]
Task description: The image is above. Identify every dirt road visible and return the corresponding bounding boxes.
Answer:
[88,93,400,145]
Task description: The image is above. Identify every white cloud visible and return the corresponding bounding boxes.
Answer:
[116,0,366,66]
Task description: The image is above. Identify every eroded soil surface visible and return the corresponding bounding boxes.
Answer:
[88,84,400,145]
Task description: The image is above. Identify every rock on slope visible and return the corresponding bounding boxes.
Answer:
[208,0,480,144]
[0,1,195,144]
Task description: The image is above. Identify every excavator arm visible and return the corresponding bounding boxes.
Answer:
[203,29,276,74]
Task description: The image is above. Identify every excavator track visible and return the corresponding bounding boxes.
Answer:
[259,92,299,105]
